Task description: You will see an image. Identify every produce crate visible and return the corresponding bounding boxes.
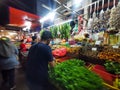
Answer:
[91,65,117,86]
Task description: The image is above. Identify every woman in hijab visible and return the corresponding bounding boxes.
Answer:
[0,37,19,90]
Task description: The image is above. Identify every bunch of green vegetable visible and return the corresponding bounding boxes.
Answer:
[50,23,71,39]
[50,26,59,38]
[49,59,103,90]
[59,23,71,39]
[104,61,120,74]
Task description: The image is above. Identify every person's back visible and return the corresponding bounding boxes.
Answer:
[0,37,19,90]
[0,37,19,70]
[26,42,53,84]
[26,31,55,90]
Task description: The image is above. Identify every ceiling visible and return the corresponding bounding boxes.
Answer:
[36,0,84,21]
[1,0,118,27]
[0,0,84,27]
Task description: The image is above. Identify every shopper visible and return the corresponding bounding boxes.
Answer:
[19,39,28,69]
[0,37,19,90]
[20,39,27,52]
[26,31,55,90]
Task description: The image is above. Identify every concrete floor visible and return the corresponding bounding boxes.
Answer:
[15,69,29,90]
[0,68,57,90]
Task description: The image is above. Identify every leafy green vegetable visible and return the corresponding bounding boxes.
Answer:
[50,22,71,39]
[50,26,59,38]
[49,59,103,90]
[59,23,71,39]
[104,61,120,74]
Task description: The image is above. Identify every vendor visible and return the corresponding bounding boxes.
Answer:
[71,20,79,36]
[82,33,90,46]
[19,39,28,70]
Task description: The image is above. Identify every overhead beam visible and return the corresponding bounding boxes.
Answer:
[54,0,80,15]
[42,4,52,11]
[41,2,67,19]
[54,0,61,5]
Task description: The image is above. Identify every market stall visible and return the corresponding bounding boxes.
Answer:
[46,0,120,89]
[0,0,120,89]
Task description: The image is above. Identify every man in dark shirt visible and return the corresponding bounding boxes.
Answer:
[26,31,55,90]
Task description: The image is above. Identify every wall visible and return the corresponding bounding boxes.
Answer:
[0,0,9,26]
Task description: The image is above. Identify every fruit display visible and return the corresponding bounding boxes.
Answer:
[74,34,84,42]
[97,47,120,62]
[79,45,120,63]
[67,46,81,58]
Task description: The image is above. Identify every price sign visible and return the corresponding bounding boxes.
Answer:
[112,46,119,49]
[92,48,97,51]
[95,41,101,45]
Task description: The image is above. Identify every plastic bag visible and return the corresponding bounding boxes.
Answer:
[52,48,67,57]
